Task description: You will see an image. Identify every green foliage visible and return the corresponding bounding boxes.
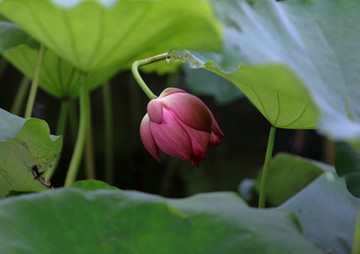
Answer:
[254,153,323,206]
[0,189,321,254]
[335,142,360,197]
[0,109,62,198]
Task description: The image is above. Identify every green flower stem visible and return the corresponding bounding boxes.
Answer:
[102,82,115,184]
[64,74,90,187]
[352,208,360,254]
[24,44,46,119]
[84,124,96,179]
[44,100,69,180]
[11,77,30,115]
[258,125,277,208]
[131,52,168,100]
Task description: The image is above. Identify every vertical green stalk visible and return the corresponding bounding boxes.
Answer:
[131,53,168,100]
[0,57,8,78]
[44,100,69,180]
[352,208,360,254]
[24,44,46,119]
[258,125,277,208]
[11,77,30,115]
[64,74,90,187]
[84,123,96,179]
[102,82,115,184]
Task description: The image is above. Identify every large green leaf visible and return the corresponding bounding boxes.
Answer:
[254,153,324,206]
[0,0,222,73]
[335,142,360,198]
[0,109,62,198]
[281,169,360,254]
[0,189,321,254]
[173,0,360,135]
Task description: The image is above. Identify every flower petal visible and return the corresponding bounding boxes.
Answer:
[191,154,206,167]
[140,114,160,161]
[180,122,210,157]
[161,93,212,132]
[147,99,163,124]
[150,109,192,162]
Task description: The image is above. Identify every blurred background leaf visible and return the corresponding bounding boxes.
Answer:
[253,153,323,206]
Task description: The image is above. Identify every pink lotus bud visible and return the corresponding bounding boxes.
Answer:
[140,88,224,167]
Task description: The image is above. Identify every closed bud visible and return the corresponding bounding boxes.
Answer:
[140,88,224,167]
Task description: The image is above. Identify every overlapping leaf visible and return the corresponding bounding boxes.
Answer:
[0,109,62,198]
[172,0,360,135]
[0,21,119,98]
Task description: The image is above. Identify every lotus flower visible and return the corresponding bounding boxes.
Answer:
[140,88,224,167]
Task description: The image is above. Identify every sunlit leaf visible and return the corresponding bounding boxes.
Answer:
[0,109,62,198]
[0,189,321,254]
[0,0,222,73]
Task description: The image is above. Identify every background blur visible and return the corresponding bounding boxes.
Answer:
[0,60,328,200]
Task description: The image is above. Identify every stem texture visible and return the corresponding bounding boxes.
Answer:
[258,125,277,208]
[64,74,90,187]
[131,53,168,100]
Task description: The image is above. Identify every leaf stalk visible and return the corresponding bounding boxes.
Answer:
[258,125,277,208]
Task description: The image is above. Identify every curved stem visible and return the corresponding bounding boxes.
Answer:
[24,44,46,118]
[131,53,168,100]
[352,208,360,254]
[44,100,69,180]
[102,81,115,184]
[11,77,30,115]
[258,125,277,208]
[64,74,90,187]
